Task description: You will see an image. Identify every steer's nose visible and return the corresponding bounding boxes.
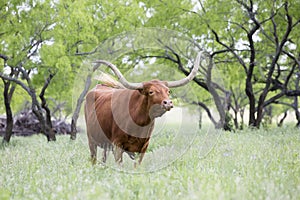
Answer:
[162,99,173,111]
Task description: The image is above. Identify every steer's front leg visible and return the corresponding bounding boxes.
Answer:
[134,141,149,168]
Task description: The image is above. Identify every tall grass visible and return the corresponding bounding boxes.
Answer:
[0,126,299,200]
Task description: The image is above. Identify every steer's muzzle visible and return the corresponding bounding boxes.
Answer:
[162,99,173,111]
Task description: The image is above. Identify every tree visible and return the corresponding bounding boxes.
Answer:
[202,1,299,127]
[0,54,16,143]
[0,1,57,142]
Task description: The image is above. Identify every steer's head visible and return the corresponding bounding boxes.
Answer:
[142,80,173,111]
[140,80,173,118]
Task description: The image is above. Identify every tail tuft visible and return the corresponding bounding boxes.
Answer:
[94,72,125,89]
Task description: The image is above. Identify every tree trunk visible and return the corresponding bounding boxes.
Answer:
[239,108,245,130]
[277,111,288,127]
[40,92,53,131]
[70,118,77,140]
[2,80,15,143]
[245,80,256,127]
[198,108,202,129]
[1,56,15,144]
[296,113,300,128]
[294,74,300,128]
[32,105,56,141]
[232,108,238,130]
[206,54,230,130]
[255,98,265,128]
[39,73,56,140]
[31,87,56,141]
[70,71,93,140]
[230,86,240,130]
[264,106,273,126]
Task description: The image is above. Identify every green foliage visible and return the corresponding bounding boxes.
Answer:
[0,126,299,199]
[1,0,150,115]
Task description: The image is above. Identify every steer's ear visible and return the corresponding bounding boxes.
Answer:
[138,82,148,95]
[138,88,147,95]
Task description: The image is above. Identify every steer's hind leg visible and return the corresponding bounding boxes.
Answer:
[102,144,108,163]
[89,142,97,165]
[102,148,107,163]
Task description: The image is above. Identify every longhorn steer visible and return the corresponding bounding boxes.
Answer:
[84,52,202,166]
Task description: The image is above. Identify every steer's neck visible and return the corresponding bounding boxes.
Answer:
[129,91,152,126]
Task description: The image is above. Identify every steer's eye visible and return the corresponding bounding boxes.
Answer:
[149,91,154,95]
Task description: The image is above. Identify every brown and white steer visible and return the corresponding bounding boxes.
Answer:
[84,52,202,165]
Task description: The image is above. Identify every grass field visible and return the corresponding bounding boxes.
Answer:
[0,126,299,200]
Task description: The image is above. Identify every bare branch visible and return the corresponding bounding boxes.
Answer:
[262,91,285,108]
[39,72,56,100]
[210,28,247,72]
[192,101,217,126]
[0,54,8,61]
[0,73,31,94]
[271,11,279,46]
[286,90,300,97]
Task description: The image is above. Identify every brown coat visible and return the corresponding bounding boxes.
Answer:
[84,80,173,165]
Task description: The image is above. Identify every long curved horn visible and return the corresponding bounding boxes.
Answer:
[93,60,143,90]
[167,51,203,88]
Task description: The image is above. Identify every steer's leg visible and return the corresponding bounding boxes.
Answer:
[136,141,149,167]
[138,153,146,164]
[102,147,107,163]
[113,145,123,164]
[102,143,112,163]
[89,142,97,165]
[133,153,146,168]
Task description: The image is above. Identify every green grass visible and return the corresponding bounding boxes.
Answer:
[0,126,299,200]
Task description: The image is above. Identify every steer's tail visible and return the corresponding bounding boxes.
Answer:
[94,72,125,89]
